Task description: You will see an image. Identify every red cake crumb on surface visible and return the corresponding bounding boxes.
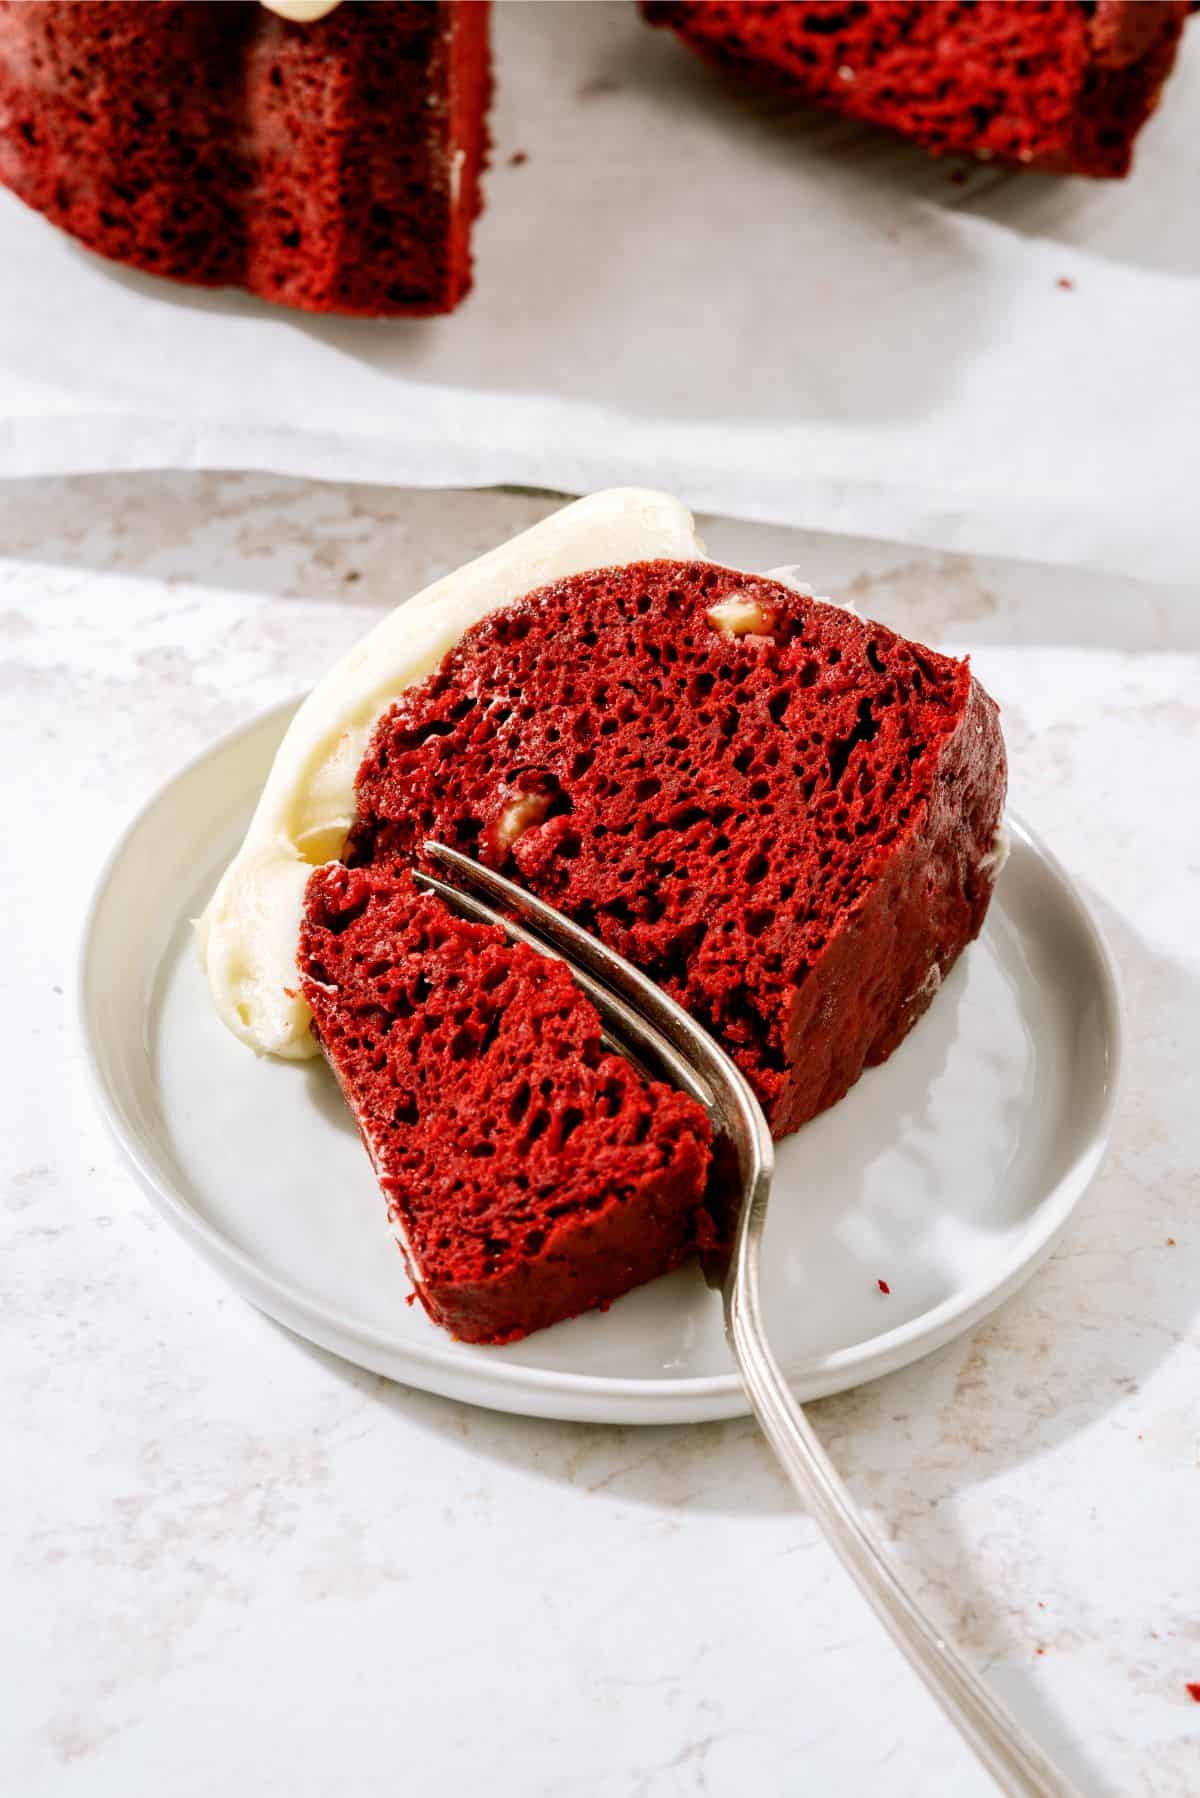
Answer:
[641,1,1189,177]
[877,1278,891,1294]
[300,863,713,1344]
[348,559,1006,1141]
[1186,1683,1200,1703]
[0,0,491,315]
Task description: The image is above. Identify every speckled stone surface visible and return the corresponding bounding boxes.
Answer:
[2,477,1197,1797]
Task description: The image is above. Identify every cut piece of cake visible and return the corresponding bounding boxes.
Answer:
[0,0,490,315]
[347,559,1006,1140]
[200,491,711,1063]
[299,861,713,1344]
[642,0,1189,177]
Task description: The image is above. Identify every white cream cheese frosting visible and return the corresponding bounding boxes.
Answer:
[767,565,856,615]
[199,489,708,1060]
[980,817,1012,881]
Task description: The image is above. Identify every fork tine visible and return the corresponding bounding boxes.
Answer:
[422,843,763,1128]
[414,867,706,1104]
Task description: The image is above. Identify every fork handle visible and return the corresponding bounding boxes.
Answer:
[423,836,1079,1792]
[726,1289,1083,1798]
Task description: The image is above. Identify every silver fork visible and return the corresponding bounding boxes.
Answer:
[419,841,1082,1798]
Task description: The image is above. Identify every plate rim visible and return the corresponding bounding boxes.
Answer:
[78,698,1126,1424]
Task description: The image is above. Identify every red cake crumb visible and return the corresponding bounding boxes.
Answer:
[1057,276,1076,291]
[1187,1683,1200,1704]
[641,1,1189,178]
[349,559,1006,1141]
[300,863,712,1344]
[877,1278,891,1294]
[0,0,491,315]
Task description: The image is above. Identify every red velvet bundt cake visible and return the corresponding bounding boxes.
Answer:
[300,862,713,1343]
[0,0,490,315]
[642,0,1189,177]
[346,560,1007,1141]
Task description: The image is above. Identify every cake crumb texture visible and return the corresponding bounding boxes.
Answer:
[300,864,713,1343]
[349,558,1007,1139]
[642,1,1189,177]
[0,0,491,314]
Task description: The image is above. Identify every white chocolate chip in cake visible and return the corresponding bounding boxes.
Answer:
[493,788,554,856]
[706,593,776,639]
[259,0,342,20]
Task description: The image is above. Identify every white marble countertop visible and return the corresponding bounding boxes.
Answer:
[2,476,1197,1797]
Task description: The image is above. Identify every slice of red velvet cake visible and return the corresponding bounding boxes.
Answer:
[299,861,713,1344]
[346,560,1006,1141]
[642,1,1189,177]
[0,0,490,315]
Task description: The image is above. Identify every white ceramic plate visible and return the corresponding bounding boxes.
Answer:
[80,700,1122,1425]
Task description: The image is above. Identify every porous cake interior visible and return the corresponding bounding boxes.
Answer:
[300,863,713,1342]
[641,1,1188,176]
[348,559,1003,1133]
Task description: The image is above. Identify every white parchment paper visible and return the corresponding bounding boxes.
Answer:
[1,2,1196,582]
